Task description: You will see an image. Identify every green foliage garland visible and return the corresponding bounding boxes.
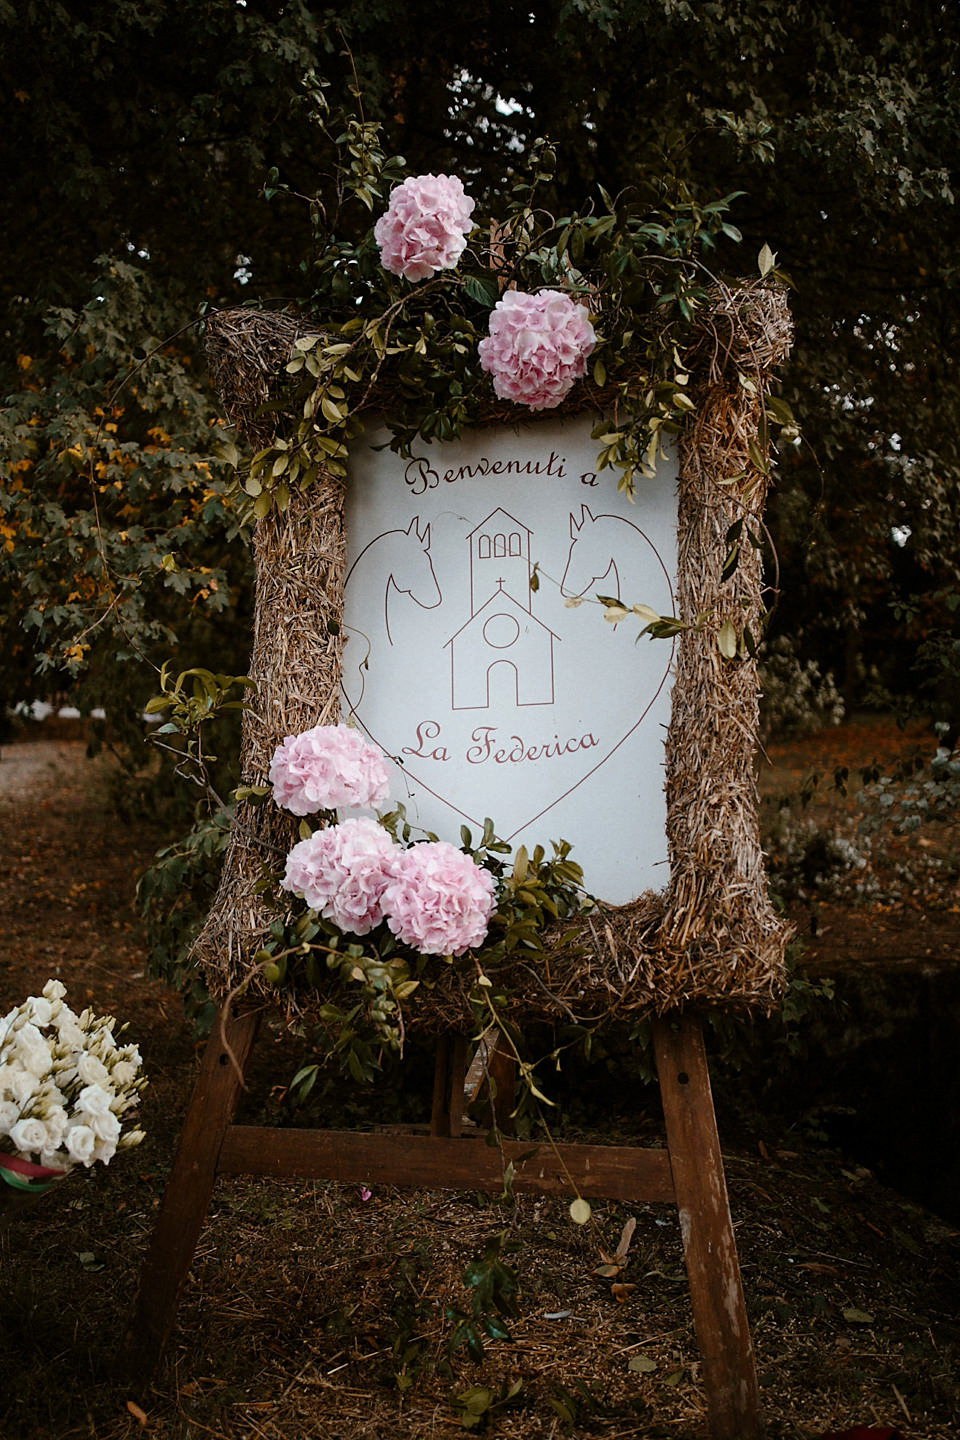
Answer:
[240,81,748,517]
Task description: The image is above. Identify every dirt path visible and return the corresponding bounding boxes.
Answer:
[0,739,177,1030]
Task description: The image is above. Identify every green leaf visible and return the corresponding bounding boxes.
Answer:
[458,1386,494,1416]
[758,243,776,277]
[463,274,499,308]
[484,1316,512,1342]
[721,542,741,583]
[842,1307,875,1325]
[628,1355,657,1373]
[747,437,770,475]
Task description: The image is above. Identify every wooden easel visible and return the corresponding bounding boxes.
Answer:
[129,1006,762,1440]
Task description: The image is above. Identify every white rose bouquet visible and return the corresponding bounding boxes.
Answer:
[0,980,146,1198]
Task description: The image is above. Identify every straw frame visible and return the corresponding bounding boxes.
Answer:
[192,281,794,1030]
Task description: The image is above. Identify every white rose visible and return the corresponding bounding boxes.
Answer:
[8,1117,49,1156]
[16,1024,52,1078]
[88,1109,120,1144]
[42,980,67,1004]
[64,1123,96,1165]
[0,1099,20,1133]
[54,1018,85,1050]
[39,1152,70,1173]
[77,1053,110,1087]
[43,1107,68,1147]
[110,1060,137,1088]
[92,1136,117,1165]
[76,1083,112,1118]
[9,1069,37,1105]
[26,996,53,1027]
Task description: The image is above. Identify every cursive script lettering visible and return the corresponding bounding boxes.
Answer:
[465,725,600,765]
[402,720,450,762]
[404,449,567,495]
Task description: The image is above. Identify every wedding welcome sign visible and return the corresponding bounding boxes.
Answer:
[342,415,678,904]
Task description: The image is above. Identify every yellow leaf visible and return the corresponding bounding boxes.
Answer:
[718,620,738,658]
[569,1197,592,1225]
[758,242,776,277]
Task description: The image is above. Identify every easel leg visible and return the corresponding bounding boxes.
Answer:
[431,1034,467,1137]
[652,1013,763,1440]
[126,1006,261,1382]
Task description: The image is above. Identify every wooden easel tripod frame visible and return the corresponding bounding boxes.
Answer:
[132,290,794,1437]
[130,1005,762,1440]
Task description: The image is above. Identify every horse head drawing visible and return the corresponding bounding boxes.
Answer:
[354,514,442,647]
[389,516,442,610]
[560,504,621,600]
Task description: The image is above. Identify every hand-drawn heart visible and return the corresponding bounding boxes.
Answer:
[341,504,674,843]
[341,417,678,903]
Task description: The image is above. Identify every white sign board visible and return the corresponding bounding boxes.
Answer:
[342,415,678,905]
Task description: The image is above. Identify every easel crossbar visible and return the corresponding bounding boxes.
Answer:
[129,1010,763,1439]
[218,1126,676,1203]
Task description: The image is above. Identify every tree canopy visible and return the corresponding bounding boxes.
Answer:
[2,0,959,730]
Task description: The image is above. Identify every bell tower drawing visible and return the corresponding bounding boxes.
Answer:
[467,509,532,614]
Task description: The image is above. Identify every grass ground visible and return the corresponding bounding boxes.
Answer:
[0,721,957,1439]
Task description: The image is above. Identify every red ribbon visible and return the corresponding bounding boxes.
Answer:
[0,1153,67,1191]
[0,1153,64,1181]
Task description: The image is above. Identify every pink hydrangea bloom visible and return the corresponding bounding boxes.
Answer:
[478,289,596,410]
[382,842,497,956]
[374,174,475,282]
[282,818,399,935]
[269,723,391,816]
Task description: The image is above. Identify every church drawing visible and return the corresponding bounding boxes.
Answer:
[444,508,560,710]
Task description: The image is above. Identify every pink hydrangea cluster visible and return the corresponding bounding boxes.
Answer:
[268,723,391,817]
[283,824,497,956]
[282,818,399,935]
[478,288,596,409]
[382,841,497,956]
[374,174,475,282]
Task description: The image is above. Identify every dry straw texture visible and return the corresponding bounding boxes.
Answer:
[193,282,794,1028]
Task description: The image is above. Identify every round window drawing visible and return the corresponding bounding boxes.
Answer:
[482,612,521,649]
